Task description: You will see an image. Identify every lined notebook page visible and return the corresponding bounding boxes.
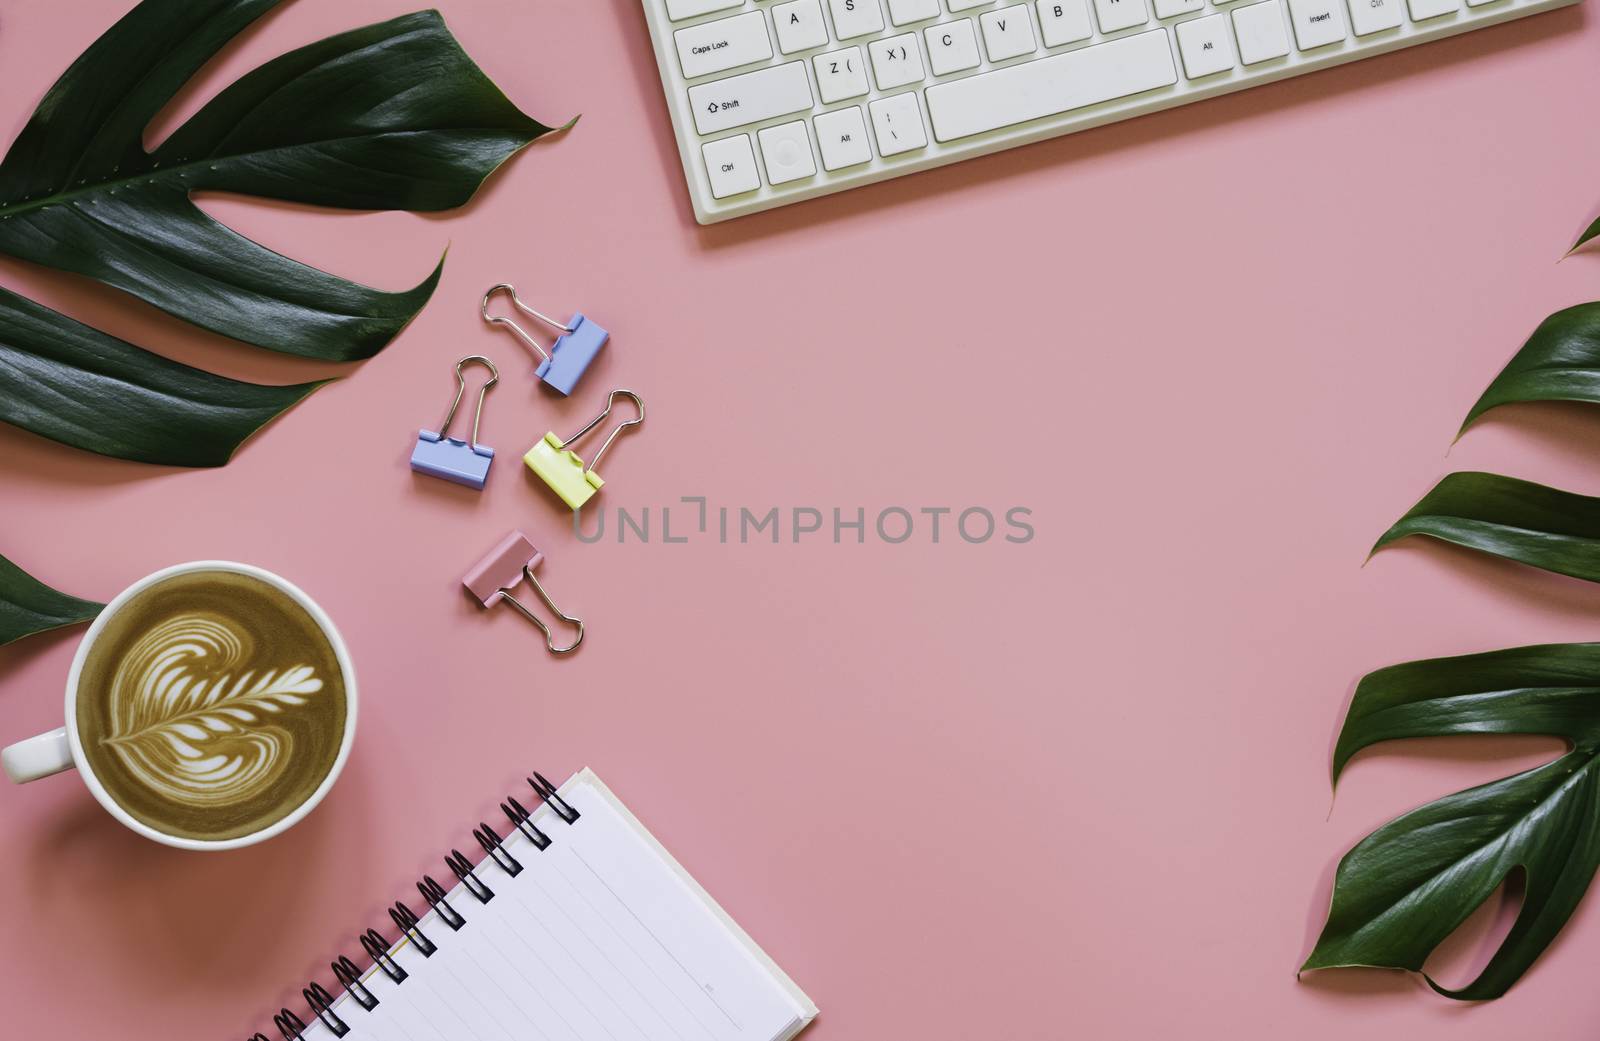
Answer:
[293,770,815,1041]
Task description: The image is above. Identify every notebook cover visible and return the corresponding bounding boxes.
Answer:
[574,767,820,1037]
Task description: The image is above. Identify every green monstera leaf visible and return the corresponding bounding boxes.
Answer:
[0,0,557,464]
[1461,304,1600,433]
[1373,472,1600,583]
[1304,642,1600,998]
[0,286,325,466]
[0,552,102,648]
[1573,217,1600,255]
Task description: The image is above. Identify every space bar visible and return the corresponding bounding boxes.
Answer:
[925,30,1177,143]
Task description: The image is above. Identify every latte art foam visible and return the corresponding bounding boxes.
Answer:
[76,570,347,842]
[101,614,323,809]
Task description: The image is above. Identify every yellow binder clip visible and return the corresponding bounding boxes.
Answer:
[524,390,644,509]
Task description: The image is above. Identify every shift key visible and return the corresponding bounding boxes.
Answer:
[690,62,814,135]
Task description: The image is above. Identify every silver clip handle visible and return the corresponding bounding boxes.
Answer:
[481,284,577,363]
[559,389,644,475]
[437,355,500,451]
[497,567,584,655]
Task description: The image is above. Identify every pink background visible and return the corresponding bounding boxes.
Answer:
[3,0,1600,1036]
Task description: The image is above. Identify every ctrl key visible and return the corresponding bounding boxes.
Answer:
[702,134,761,199]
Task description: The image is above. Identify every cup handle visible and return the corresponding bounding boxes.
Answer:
[2,727,73,784]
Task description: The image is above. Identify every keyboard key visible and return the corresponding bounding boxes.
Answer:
[1155,0,1205,15]
[888,0,943,23]
[773,0,831,52]
[1036,0,1094,45]
[1231,0,1290,61]
[1094,0,1150,33]
[949,0,997,9]
[675,12,773,79]
[1407,0,1460,17]
[689,61,814,135]
[814,47,871,102]
[829,0,886,38]
[868,92,929,156]
[926,20,982,74]
[926,29,1176,141]
[758,120,818,184]
[1176,14,1235,77]
[870,34,926,89]
[667,0,744,19]
[702,135,761,197]
[815,107,874,169]
[1286,0,1347,48]
[981,7,1039,60]
[1346,0,1403,34]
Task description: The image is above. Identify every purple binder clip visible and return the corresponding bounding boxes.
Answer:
[482,283,608,396]
[463,530,585,654]
[410,356,499,490]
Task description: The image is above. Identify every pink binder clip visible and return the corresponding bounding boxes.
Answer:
[462,531,584,655]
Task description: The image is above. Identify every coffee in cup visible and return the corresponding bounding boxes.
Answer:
[2,562,357,851]
[74,568,348,842]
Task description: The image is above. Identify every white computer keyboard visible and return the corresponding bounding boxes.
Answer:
[641,0,1577,223]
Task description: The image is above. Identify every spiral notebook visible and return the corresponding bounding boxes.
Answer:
[256,768,817,1041]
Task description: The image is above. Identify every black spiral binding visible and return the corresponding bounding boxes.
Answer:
[265,768,582,1038]
[501,795,553,850]
[332,954,378,1011]
[273,1008,307,1040]
[304,981,349,1037]
[420,874,467,930]
[389,900,437,957]
[447,848,496,902]
[361,928,408,984]
[530,771,581,823]
[475,821,524,876]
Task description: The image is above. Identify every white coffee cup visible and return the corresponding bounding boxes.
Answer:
[1,560,358,851]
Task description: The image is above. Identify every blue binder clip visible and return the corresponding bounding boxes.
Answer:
[409,355,499,490]
[482,283,608,396]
